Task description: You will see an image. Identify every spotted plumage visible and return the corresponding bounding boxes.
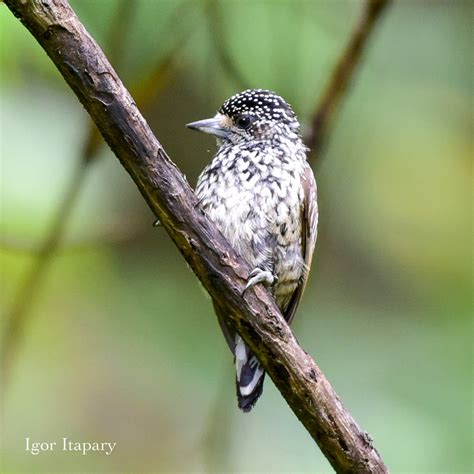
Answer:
[187,89,318,412]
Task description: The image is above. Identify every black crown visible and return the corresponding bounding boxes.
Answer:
[219,89,298,128]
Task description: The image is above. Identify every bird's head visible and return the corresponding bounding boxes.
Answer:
[187,89,301,144]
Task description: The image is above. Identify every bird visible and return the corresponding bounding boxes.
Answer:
[187,89,318,412]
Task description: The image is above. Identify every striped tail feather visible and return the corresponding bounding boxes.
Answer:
[235,336,266,412]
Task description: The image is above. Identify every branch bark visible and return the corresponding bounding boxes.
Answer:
[3,1,388,472]
[306,0,391,156]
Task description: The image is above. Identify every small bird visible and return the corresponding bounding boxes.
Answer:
[187,89,318,412]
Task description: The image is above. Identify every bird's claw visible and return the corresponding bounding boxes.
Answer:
[153,218,161,227]
[243,268,276,294]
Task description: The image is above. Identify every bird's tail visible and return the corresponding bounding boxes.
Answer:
[234,336,266,412]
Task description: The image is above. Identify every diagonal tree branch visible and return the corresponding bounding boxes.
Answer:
[1,0,191,392]
[82,0,137,161]
[3,1,388,472]
[305,0,391,157]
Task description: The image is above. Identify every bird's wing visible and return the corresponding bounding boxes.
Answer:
[284,164,318,325]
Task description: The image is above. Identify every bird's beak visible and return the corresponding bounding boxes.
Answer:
[186,116,230,139]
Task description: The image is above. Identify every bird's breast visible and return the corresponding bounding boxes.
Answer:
[195,144,306,273]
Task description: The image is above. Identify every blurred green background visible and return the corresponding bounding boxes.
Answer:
[0,0,471,473]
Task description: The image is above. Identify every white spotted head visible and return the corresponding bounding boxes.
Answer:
[187,89,301,144]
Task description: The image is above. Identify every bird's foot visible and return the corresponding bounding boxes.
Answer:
[243,268,277,294]
[153,218,161,227]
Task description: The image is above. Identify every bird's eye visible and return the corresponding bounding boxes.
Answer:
[236,115,253,129]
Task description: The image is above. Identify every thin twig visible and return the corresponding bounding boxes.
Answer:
[305,0,391,156]
[1,159,88,388]
[0,218,146,255]
[1,0,136,389]
[3,1,389,471]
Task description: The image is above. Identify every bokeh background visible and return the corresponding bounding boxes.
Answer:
[0,0,471,473]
